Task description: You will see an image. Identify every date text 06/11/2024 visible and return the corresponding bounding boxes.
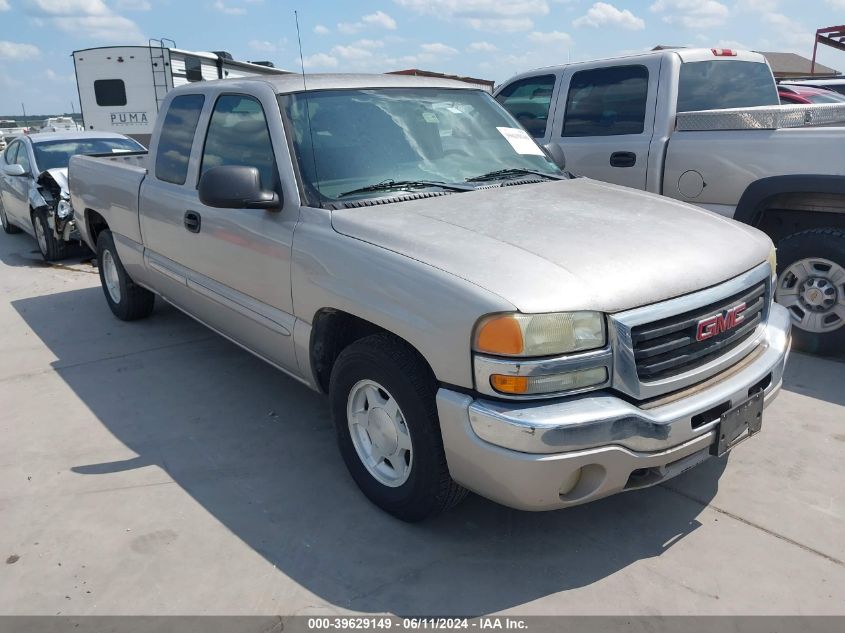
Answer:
[305,618,529,630]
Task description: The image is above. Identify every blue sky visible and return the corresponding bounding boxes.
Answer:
[1,0,844,114]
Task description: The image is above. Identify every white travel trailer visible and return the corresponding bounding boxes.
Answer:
[73,41,289,145]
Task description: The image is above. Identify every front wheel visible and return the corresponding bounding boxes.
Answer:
[96,230,155,321]
[32,208,66,261]
[775,228,845,356]
[329,334,467,521]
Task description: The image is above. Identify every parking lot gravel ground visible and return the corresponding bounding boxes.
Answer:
[0,230,843,616]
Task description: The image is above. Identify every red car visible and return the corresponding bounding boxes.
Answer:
[778,84,845,105]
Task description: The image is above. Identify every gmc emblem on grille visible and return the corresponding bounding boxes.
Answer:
[696,302,747,342]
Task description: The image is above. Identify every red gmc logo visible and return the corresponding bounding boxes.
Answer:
[696,302,747,342]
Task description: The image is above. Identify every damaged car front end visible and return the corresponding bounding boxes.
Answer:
[34,168,79,244]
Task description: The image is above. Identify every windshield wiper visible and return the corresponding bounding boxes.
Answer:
[338,179,474,198]
[465,168,565,183]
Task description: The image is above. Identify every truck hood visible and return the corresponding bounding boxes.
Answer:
[330,178,772,313]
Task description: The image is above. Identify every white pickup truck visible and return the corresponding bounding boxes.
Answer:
[496,48,845,355]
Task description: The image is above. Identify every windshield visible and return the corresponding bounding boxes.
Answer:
[280,88,561,205]
[677,61,779,112]
[32,137,144,171]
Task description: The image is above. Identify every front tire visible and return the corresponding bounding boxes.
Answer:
[0,199,21,234]
[32,208,66,261]
[96,230,155,321]
[775,228,845,356]
[329,334,467,521]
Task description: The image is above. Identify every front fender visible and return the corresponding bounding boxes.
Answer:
[290,208,516,389]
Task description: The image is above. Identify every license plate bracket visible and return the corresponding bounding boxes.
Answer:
[710,391,764,457]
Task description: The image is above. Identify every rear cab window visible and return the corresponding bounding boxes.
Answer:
[495,74,557,139]
[677,61,779,112]
[562,65,649,137]
[155,94,206,185]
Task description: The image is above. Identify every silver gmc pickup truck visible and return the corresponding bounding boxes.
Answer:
[69,74,791,521]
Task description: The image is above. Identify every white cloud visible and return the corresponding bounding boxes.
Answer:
[28,0,109,14]
[213,1,245,15]
[420,42,458,55]
[302,52,338,68]
[314,24,330,35]
[362,10,396,30]
[468,41,497,52]
[0,41,41,60]
[339,10,398,34]
[826,0,845,7]
[332,44,374,60]
[573,2,645,30]
[0,0,10,9]
[115,0,151,9]
[27,0,145,41]
[394,0,549,32]
[44,68,75,82]
[528,30,572,43]
[248,39,280,52]
[650,0,728,29]
[337,21,362,34]
[353,39,386,49]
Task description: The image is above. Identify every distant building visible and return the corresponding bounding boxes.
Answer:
[651,45,840,78]
[757,51,839,78]
[388,69,495,92]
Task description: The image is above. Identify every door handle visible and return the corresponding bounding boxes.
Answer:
[184,210,201,233]
[610,151,637,168]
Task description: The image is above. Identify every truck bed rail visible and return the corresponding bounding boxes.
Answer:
[676,103,845,131]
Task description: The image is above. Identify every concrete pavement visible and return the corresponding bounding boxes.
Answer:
[0,229,843,616]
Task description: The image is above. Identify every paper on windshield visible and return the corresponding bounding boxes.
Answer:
[496,127,544,156]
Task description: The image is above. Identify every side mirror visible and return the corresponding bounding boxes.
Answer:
[198,165,280,210]
[2,163,28,177]
[542,143,566,170]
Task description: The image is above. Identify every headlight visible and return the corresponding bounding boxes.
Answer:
[473,311,606,357]
[56,199,73,219]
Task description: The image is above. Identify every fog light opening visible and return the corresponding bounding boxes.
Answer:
[559,463,606,502]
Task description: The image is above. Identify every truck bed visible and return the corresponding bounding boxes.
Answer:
[69,151,149,250]
[676,103,845,131]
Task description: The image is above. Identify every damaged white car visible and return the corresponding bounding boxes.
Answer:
[0,132,144,261]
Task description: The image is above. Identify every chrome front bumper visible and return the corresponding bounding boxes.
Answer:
[437,303,791,511]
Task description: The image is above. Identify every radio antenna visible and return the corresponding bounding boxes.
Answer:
[294,10,322,205]
[295,10,307,91]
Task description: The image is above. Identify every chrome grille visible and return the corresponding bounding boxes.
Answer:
[631,281,768,382]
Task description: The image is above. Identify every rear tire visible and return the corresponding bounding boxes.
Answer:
[775,228,845,356]
[96,230,155,321]
[329,333,467,521]
[0,199,21,234]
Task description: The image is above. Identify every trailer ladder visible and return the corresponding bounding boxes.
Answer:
[148,38,176,113]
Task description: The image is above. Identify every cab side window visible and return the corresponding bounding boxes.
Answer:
[155,94,205,185]
[562,65,649,137]
[496,75,556,139]
[200,94,277,191]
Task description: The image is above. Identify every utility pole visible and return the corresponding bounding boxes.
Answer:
[21,102,28,129]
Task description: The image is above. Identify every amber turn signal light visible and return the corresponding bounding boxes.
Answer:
[475,315,524,355]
